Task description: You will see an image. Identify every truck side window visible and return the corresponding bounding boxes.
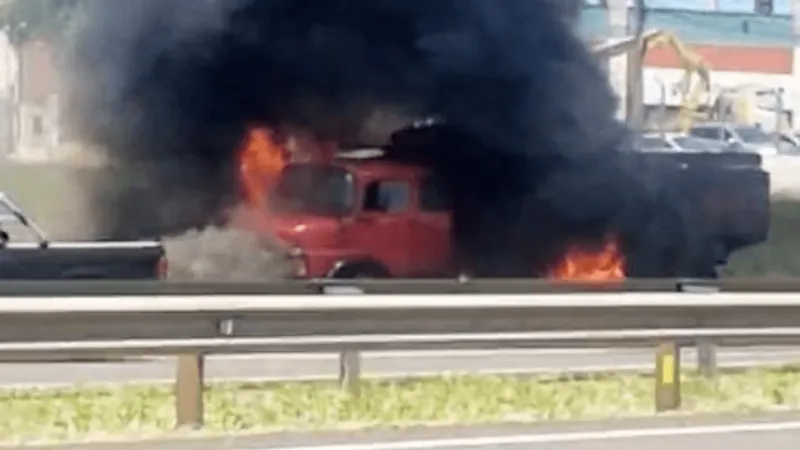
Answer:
[363,181,409,213]
[420,175,450,212]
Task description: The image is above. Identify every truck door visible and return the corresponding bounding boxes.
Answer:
[411,174,452,276]
[346,179,413,275]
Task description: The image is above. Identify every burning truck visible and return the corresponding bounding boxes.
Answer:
[67,0,770,281]
[234,122,769,280]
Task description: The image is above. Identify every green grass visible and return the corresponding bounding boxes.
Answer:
[4,368,800,444]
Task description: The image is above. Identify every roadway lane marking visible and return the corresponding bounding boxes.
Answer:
[0,363,660,389]
[0,363,658,389]
[260,420,800,450]
[202,349,619,360]
[167,348,800,362]
[144,349,614,362]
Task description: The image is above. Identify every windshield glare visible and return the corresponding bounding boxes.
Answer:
[735,126,771,144]
[269,165,354,217]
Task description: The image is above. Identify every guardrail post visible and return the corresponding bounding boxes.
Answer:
[322,283,364,394]
[175,354,205,429]
[696,339,717,378]
[655,342,680,412]
[339,350,362,394]
[678,281,719,378]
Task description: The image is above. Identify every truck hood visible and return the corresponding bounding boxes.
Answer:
[271,216,341,248]
[228,207,342,249]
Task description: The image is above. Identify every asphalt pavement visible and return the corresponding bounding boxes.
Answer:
[1,346,800,388]
[30,412,800,450]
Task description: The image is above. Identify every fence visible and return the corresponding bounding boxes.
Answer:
[2,279,800,428]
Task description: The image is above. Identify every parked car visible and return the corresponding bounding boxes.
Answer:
[688,122,779,156]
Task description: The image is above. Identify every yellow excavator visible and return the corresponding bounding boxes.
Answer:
[592,29,793,133]
[592,29,712,132]
[642,31,712,132]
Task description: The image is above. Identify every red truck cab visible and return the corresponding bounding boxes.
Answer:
[261,149,454,279]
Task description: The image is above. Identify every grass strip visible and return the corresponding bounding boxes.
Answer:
[3,367,800,444]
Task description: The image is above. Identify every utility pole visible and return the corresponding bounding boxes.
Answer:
[793,0,800,35]
[626,0,647,131]
[606,0,629,122]
[606,0,646,130]
[654,76,666,138]
[791,0,800,131]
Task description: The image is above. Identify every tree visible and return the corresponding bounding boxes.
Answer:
[0,0,85,45]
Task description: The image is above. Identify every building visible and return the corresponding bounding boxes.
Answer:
[15,38,61,163]
[3,3,800,158]
[0,32,18,158]
[0,34,63,164]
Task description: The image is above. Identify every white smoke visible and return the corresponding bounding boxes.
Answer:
[163,226,291,280]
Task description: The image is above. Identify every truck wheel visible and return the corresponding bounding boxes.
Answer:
[350,269,387,279]
[335,263,389,279]
[63,273,107,279]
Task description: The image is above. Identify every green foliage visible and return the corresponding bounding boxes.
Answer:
[0,0,85,44]
[3,368,800,444]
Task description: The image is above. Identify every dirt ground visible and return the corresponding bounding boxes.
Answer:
[0,162,797,278]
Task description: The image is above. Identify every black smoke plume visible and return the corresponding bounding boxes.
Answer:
[67,0,712,277]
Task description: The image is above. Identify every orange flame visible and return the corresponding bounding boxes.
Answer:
[238,128,287,207]
[548,238,625,281]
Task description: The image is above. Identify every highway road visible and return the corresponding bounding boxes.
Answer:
[2,346,800,388]
[34,412,800,450]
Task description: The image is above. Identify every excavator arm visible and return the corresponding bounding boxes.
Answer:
[592,29,711,131]
[641,32,711,131]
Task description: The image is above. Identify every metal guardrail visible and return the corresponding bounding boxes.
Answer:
[1,287,800,428]
[2,277,800,296]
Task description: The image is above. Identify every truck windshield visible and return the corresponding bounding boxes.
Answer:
[270,165,354,217]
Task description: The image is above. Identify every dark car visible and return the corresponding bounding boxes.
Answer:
[0,193,166,279]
